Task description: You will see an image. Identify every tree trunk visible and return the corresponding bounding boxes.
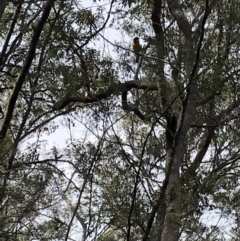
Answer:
[161,66,199,241]
[161,154,182,241]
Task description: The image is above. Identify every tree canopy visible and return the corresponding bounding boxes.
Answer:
[0,0,240,240]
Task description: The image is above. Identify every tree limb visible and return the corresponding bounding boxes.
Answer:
[53,81,159,110]
[166,0,192,42]
[122,91,149,121]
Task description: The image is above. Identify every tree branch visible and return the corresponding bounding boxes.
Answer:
[122,91,149,121]
[189,0,209,81]
[0,0,55,139]
[80,0,114,49]
[192,0,217,42]
[0,0,24,68]
[53,81,159,110]
[151,0,170,110]
[166,0,192,42]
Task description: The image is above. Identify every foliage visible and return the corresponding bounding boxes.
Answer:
[0,0,240,240]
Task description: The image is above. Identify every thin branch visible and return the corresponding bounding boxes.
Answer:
[189,0,209,82]
[64,135,104,240]
[127,119,159,241]
[79,0,114,49]
[143,177,168,241]
[19,107,76,142]
[192,0,217,42]
[0,0,24,67]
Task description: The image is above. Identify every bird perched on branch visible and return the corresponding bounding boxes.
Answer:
[132,37,141,63]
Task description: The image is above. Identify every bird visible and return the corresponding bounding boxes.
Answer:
[132,37,141,63]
